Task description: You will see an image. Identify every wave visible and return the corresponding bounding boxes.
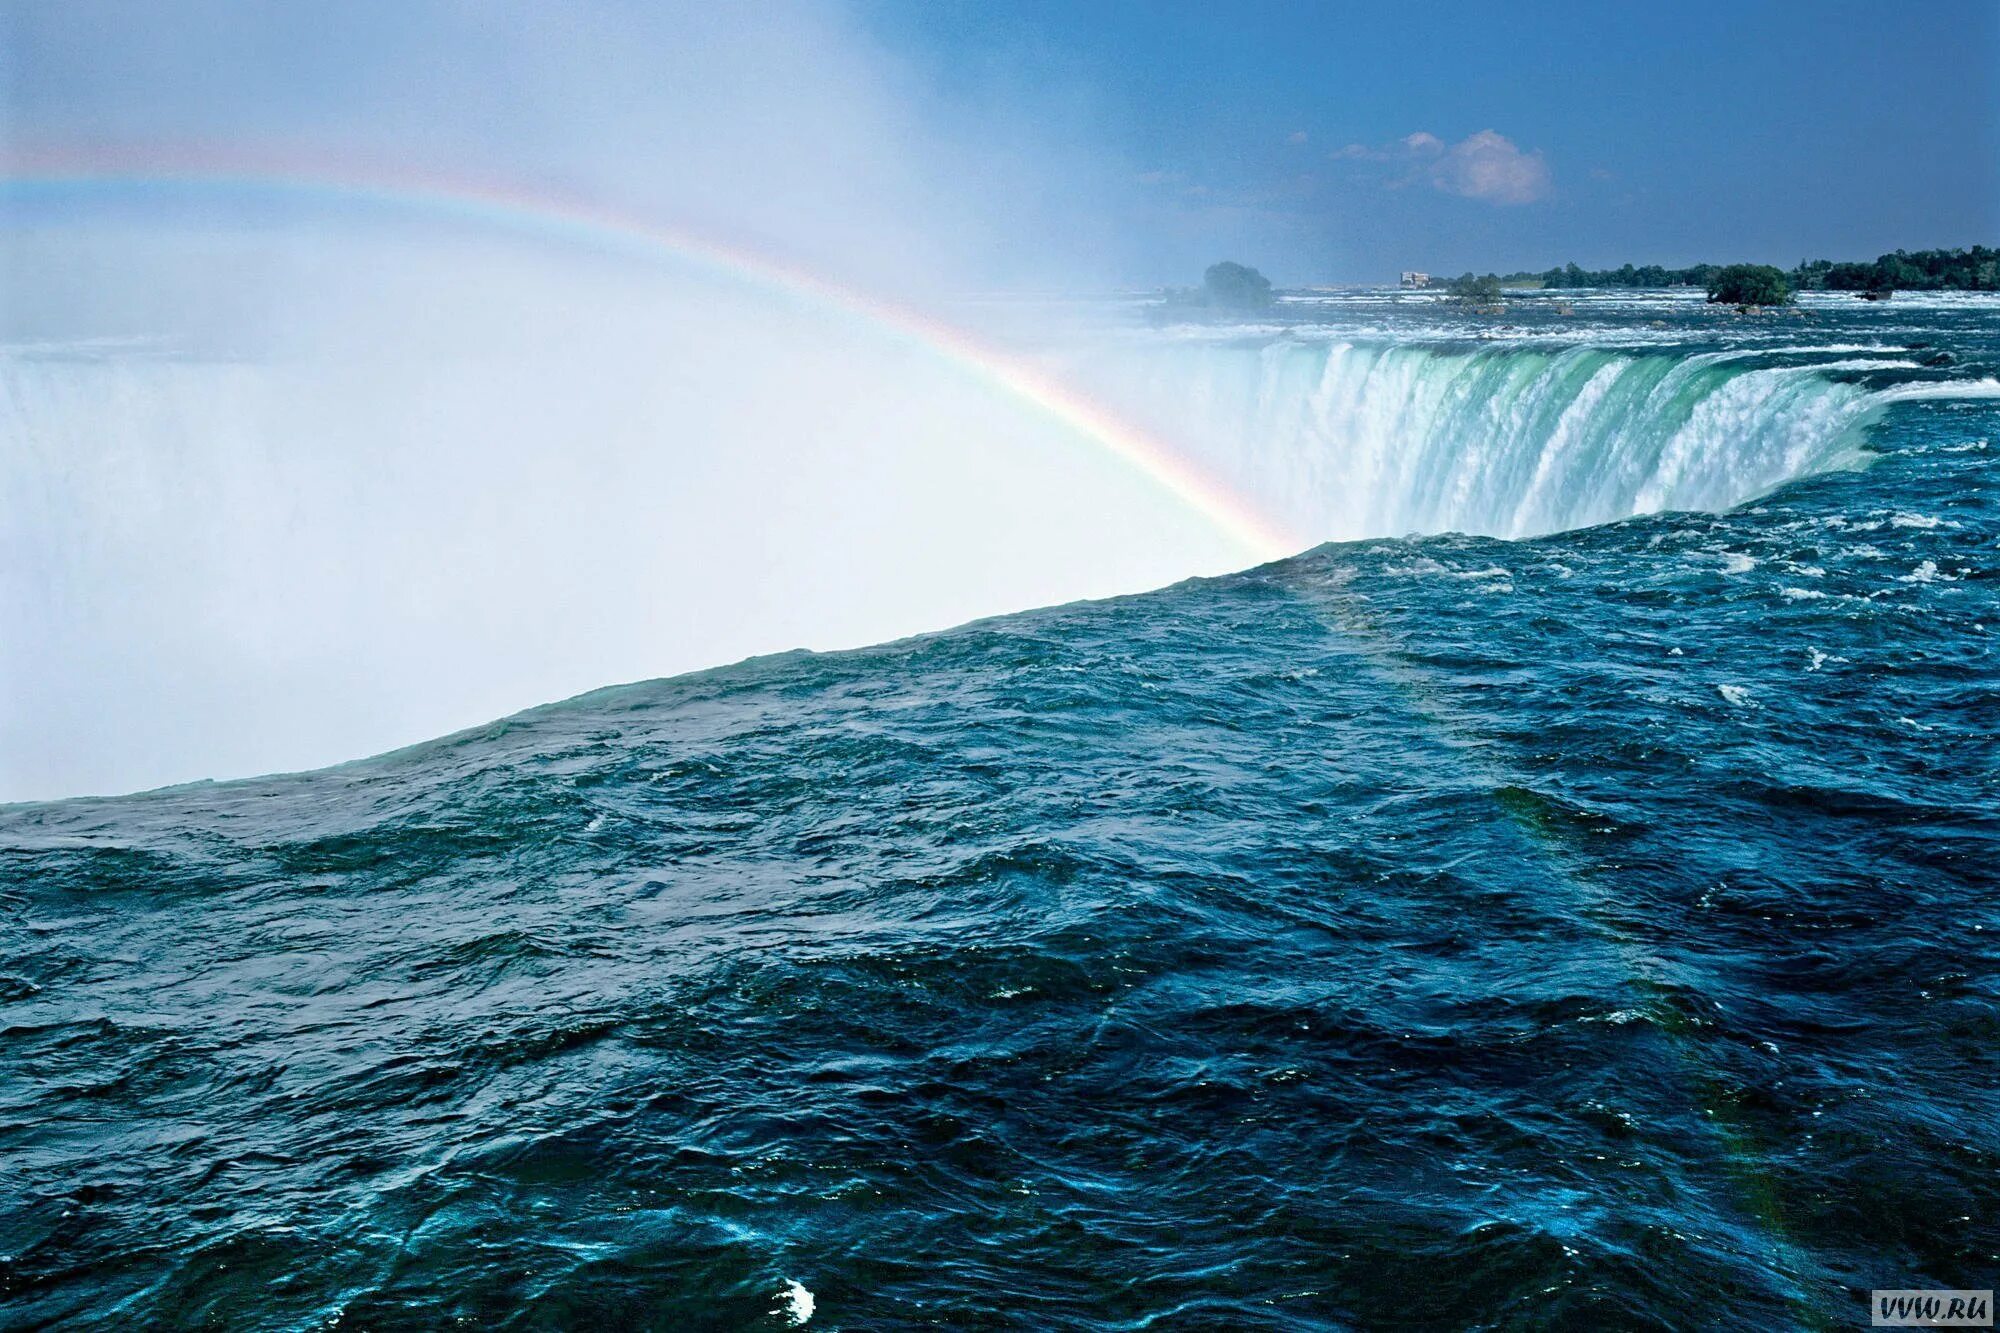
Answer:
[1067,340,1963,541]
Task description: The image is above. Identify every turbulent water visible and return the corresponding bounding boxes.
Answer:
[4,290,1999,1329]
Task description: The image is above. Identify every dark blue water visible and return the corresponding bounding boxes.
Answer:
[4,300,1998,1329]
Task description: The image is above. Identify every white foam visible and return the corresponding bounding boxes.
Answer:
[1807,358,1925,372]
[779,1280,815,1326]
[1383,557,1511,580]
[1875,378,2000,403]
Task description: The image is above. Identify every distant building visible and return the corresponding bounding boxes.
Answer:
[1399,271,1431,289]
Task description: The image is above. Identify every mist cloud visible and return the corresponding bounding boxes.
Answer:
[0,2,1249,798]
[1,0,1145,294]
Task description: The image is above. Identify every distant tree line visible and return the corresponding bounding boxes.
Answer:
[1501,247,1997,295]
[1514,261,1720,289]
[1445,263,1795,307]
[1793,248,1999,293]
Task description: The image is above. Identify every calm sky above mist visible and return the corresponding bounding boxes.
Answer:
[863,0,2000,284]
[5,1,1997,289]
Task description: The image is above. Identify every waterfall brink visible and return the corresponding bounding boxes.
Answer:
[1072,341,1905,541]
[0,329,1257,801]
[5,321,1990,801]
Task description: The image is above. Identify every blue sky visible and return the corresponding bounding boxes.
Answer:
[862,0,2000,283]
[5,2,1996,291]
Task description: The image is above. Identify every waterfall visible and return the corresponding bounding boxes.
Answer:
[1069,340,1902,541]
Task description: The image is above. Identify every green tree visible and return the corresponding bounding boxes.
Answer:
[1446,272,1504,305]
[1202,261,1274,311]
[1706,264,1792,306]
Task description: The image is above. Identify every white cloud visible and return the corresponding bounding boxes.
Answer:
[1330,128,1550,205]
[1287,129,1309,145]
[1427,129,1551,204]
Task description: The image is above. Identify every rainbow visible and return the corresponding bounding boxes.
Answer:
[0,147,1306,562]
